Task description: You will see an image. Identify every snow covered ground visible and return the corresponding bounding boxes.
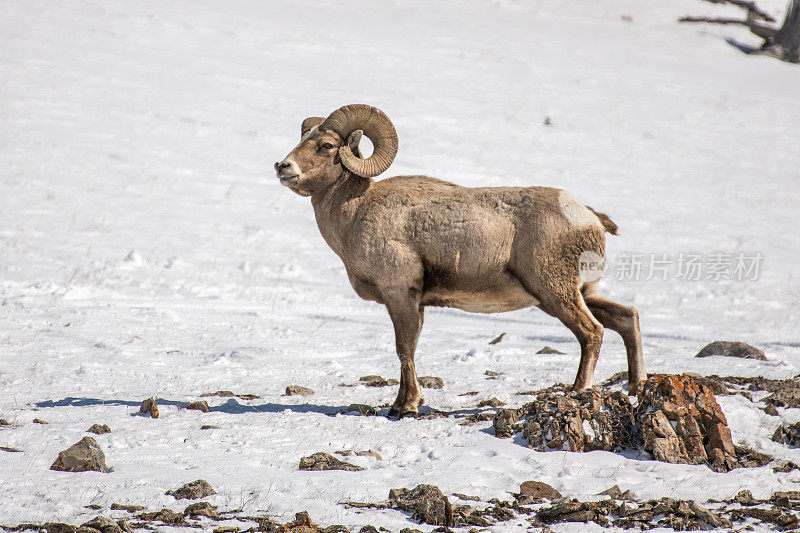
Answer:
[1,0,799,530]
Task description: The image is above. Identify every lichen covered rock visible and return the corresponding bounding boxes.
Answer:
[521,387,636,452]
[640,374,738,471]
[493,374,746,472]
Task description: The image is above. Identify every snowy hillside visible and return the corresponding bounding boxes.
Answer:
[1,0,799,531]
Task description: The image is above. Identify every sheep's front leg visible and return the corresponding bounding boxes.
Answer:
[384,289,424,419]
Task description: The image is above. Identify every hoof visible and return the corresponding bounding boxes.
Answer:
[387,409,419,420]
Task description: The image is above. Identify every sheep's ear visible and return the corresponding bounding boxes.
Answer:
[300,117,325,139]
[347,130,363,155]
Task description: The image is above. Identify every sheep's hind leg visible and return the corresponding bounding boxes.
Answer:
[583,292,646,394]
[535,288,604,391]
[384,289,424,419]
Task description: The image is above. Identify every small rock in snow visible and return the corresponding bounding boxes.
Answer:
[773,422,800,446]
[389,485,452,526]
[418,376,443,389]
[82,516,129,533]
[299,452,363,471]
[110,503,145,512]
[285,385,315,396]
[87,423,111,435]
[43,523,78,533]
[765,403,779,416]
[184,501,219,519]
[695,341,766,360]
[139,398,159,418]
[359,375,399,387]
[735,445,773,468]
[166,479,217,500]
[356,450,382,462]
[203,390,235,397]
[520,480,562,501]
[50,436,110,473]
[477,397,505,408]
[597,484,634,501]
[492,408,521,438]
[186,400,210,412]
[345,403,377,416]
[536,346,565,355]
[336,449,383,460]
[764,385,800,408]
[281,512,316,533]
[33,418,48,424]
[0,418,11,426]
[201,424,220,430]
[137,508,186,525]
[320,526,349,533]
[733,490,759,506]
[452,493,481,501]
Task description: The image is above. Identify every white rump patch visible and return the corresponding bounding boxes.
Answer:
[558,190,602,229]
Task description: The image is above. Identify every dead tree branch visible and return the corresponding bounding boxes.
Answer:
[702,0,777,22]
[679,15,778,39]
[681,0,799,63]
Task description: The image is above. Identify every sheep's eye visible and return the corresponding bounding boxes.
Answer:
[321,142,334,150]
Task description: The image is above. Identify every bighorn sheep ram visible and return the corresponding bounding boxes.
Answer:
[275,104,645,418]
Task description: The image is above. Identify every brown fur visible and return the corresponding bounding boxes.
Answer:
[275,120,645,417]
[587,206,619,235]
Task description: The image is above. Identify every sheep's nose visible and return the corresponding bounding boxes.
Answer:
[277,162,292,170]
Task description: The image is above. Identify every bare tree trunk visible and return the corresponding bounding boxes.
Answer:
[768,0,800,61]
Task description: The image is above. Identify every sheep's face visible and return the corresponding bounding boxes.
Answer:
[275,121,362,197]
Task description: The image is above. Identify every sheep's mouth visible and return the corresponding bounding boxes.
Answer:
[279,175,299,184]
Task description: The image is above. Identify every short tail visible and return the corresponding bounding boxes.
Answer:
[587,207,619,235]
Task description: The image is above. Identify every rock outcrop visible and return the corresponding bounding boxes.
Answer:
[639,374,738,471]
[495,374,747,471]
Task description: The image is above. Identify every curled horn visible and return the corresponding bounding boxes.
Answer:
[320,104,398,178]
